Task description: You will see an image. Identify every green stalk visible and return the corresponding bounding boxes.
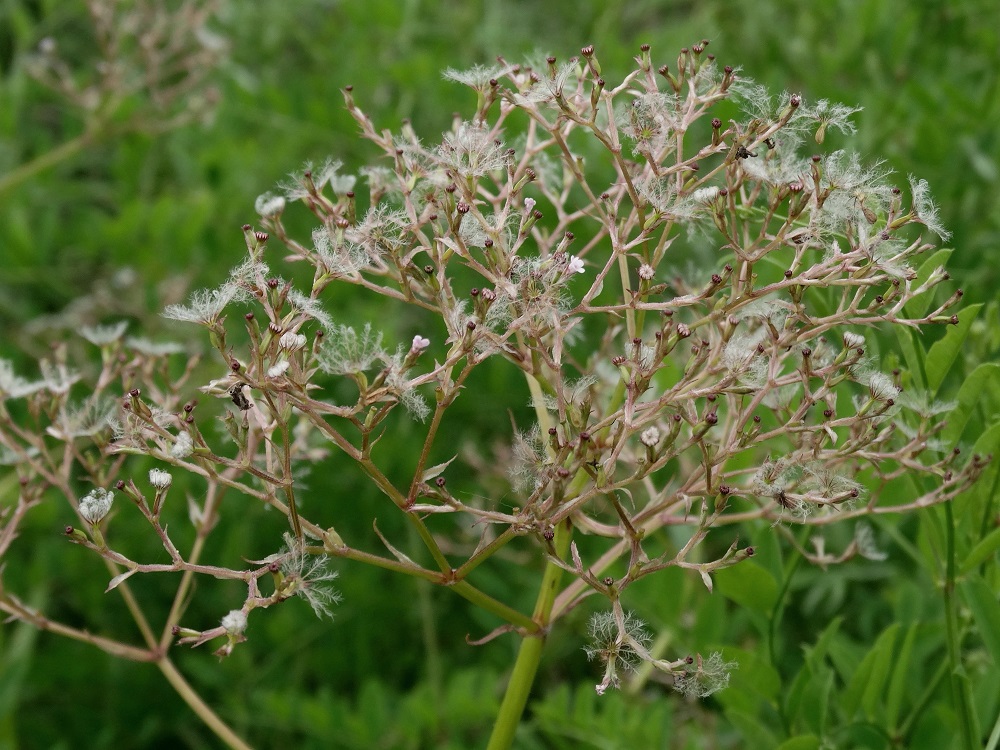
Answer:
[0,130,96,195]
[943,502,978,749]
[486,519,571,750]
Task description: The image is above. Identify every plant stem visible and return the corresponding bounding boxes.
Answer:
[943,502,978,749]
[0,130,96,195]
[157,657,254,750]
[486,518,570,750]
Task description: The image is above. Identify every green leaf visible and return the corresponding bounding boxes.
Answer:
[724,708,780,748]
[926,302,982,396]
[960,526,1000,575]
[940,362,1000,447]
[803,616,844,672]
[960,578,1000,668]
[903,248,953,319]
[971,420,1000,458]
[885,623,918,731]
[715,561,778,615]
[842,623,900,720]
[776,736,821,750]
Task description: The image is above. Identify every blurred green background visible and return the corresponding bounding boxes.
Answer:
[1,1,999,748]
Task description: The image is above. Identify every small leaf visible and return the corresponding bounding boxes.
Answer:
[960,526,1000,575]
[960,578,1000,667]
[700,569,714,592]
[372,519,418,566]
[926,303,982,396]
[421,455,457,482]
[106,568,138,593]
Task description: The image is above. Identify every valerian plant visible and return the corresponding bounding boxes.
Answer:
[0,42,989,749]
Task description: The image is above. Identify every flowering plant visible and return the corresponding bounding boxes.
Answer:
[0,41,988,748]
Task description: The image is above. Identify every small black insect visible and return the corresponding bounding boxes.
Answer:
[229,383,251,411]
[764,137,776,150]
[735,144,758,160]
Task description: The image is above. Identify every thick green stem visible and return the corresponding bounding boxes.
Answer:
[486,519,570,750]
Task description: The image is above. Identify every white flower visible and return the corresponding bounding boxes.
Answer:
[162,284,240,325]
[584,610,652,695]
[79,488,114,524]
[287,289,334,330]
[278,533,341,618]
[254,192,286,217]
[673,652,737,698]
[80,321,128,346]
[908,175,950,240]
[638,263,655,280]
[279,332,307,350]
[435,122,509,177]
[125,337,186,356]
[411,335,431,352]
[171,432,194,459]
[442,63,514,91]
[863,371,900,402]
[149,469,172,489]
[524,197,536,214]
[566,255,586,275]
[316,323,386,375]
[843,331,866,349]
[0,359,46,400]
[221,610,248,635]
[640,426,660,447]
[267,360,290,378]
[691,185,721,204]
[855,523,888,561]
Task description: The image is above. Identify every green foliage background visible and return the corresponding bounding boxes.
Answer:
[1,1,998,748]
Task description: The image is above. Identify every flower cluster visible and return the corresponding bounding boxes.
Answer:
[0,41,988,749]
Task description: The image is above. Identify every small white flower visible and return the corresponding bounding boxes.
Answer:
[278,533,341,619]
[863,371,899,402]
[638,263,655,280]
[221,610,248,635]
[567,255,586,275]
[279,332,307,350]
[171,432,194,459]
[584,610,652,695]
[411,335,431,352]
[843,331,866,349]
[255,192,286,217]
[640,426,660,447]
[268,360,290,378]
[162,284,241,326]
[148,469,172,489]
[855,523,888,561]
[673,652,737,698]
[524,197,536,214]
[287,289,335,330]
[691,185,721,204]
[0,359,46,399]
[80,321,128,346]
[79,488,114,524]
